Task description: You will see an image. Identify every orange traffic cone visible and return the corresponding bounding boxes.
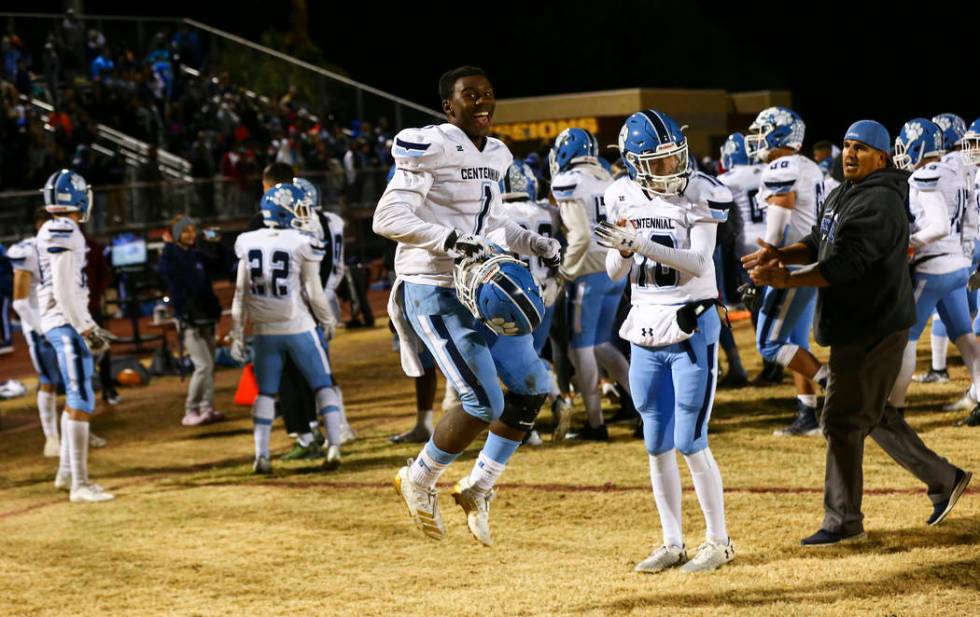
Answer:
[234,363,259,407]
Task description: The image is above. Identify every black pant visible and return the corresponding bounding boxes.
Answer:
[821,328,958,534]
[277,355,318,435]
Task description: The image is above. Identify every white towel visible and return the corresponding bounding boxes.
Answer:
[387,277,425,377]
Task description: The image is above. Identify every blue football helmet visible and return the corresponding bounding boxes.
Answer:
[745,106,805,162]
[720,132,750,169]
[454,254,545,336]
[292,177,321,210]
[931,113,967,151]
[260,183,313,230]
[618,109,689,195]
[499,160,538,202]
[42,169,93,222]
[893,118,945,171]
[549,128,599,178]
[961,118,980,166]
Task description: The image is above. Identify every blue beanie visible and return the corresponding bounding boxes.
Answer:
[844,120,890,152]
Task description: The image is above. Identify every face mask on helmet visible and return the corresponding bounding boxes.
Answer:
[744,107,805,162]
[453,254,545,336]
[893,119,944,171]
[261,183,314,231]
[624,141,689,195]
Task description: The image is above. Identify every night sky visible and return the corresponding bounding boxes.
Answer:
[12,1,980,151]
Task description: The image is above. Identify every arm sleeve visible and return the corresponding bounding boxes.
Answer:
[12,297,41,332]
[634,221,717,277]
[764,202,794,246]
[50,251,95,332]
[816,194,900,286]
[372,169,455,252]
[557,199,591,277]
[301,259,335,327]
[605,249,632,281]
[909,189,950,248]
[230,258,248,333]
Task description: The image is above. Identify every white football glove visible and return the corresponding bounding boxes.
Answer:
[227,329,247,363]
[444,230,490,260]
[83,326,117,356]
[594,221,644,255]
[532,236,562,268]
[321,320,336,342]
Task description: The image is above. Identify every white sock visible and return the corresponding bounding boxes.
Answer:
[648,450,684,549]
[931,334,949,371]
[467,452,506,493]
[408,446,450,489]
[58,411,71,477]
[297,432,314,447]
[309,420,320,432]
[333,386,350,428]
[37,391,59,441]
[683,448,729,545]
[595,342,632,397]
[252,395,275,458]
[888,341,917,408]
[316,388,343,445]
[66,418,90,489]
[797,394,818,408]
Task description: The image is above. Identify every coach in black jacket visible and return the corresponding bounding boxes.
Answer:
[743,120,971,547]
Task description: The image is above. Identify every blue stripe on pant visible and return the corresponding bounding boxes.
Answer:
[251,329,334,396]
[478,323,552,396]
[45,325,95,413]
[630,309,720,456]
[755,285,816,363]
[568,272,626,348]
[909,268,972,341]
[28,332,62,386]
[403,283,504,423]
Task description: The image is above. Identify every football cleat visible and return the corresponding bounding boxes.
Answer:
[253,456,272,474]
[958,405,980,427]
[452,477,495,546]
[634,544,687,573]
[281,440,322,461]
[680,540,735,572]
[181,411,207,427]
[69,482,115,503]
[551,396,572,443]
[43,437,60,458]
[773,403,821,437]
[394,461,445,540]
[569,423,609,441]
[944,389,976,411]
[322,444,342,471]
[912,368,950,384]
[89,433,107,448]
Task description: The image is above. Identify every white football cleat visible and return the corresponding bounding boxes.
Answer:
[634,544,687,573]
[69,482,115,503]
[451,476,495,546]
[253,456,272,474]
[525,430,543,447]
[54,470,71,491]
[322,444,342,471]
[394,461,445,541]
[89,433,107,448]
[680,540,735,573]
[43,437,60,458]
[944,389,977,412]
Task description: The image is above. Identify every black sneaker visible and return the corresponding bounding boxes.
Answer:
[913,368,950,384]
[569,423,609,441]
[773,403,820,437]
[801,528,867,547]
[927,469,972,526]
[957,404,980,427]
[718,370,748,389]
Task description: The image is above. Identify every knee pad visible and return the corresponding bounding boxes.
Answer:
[315,387,341,416]
[498,391,548,432]
[253,394,275,424]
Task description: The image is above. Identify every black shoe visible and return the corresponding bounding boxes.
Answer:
[750,361,784,386]
[773,403,821,437]
[718,370,748,389]
[927,469,972,526]
[569,423,609,441]
[957,404,980,427]
[801,528,867,547]
[607,406,639,424]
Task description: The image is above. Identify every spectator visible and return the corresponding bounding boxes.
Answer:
[91,46,114,81]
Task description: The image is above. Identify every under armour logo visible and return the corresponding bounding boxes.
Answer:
[456,145,464,151]
[641,328,653,337]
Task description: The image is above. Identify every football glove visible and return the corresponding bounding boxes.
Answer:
[737,283,761,313]
[594,221,644,254]
[84,326,117,356]
[531,236,562,268]
[444,230,490,260]
[227,328,247,363]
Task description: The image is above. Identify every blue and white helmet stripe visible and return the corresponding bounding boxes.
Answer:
[617,108,689,195]
[454,254,545,336]
[42,169,93,223]
[550,128,599,177]
[894,118,944,171]
[931,113,966,150]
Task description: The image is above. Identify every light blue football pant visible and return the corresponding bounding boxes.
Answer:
[531,303,556,356]
[478,323,551,396]
[909,268,972,341]
[45,325,94,413]
[755,285,816,366]
[403,283,504,423]
[631,308,721,456]
[251,329,334,396]
[568,271,627,348]
[931,242,980,338]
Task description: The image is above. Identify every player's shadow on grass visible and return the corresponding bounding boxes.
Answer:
[706,398,799,433]
[572,555,980,612]
[186,427,253,440]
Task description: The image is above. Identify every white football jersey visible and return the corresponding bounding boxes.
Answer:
[234,228,325,334]
[719,164,765,256]
[758,154,825,246]
[943,150,979,242]
[7,237,40,335]
[377,123,513,285]
[36,217,91,333]
[311,211,346,292]
[551,162,612,276]
[489,198,560,285]
[604,177,720,305]
[909,160,971,274]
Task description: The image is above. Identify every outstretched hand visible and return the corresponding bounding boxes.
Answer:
[741,238,781,271]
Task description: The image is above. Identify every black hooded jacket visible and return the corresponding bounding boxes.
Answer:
[801,167,916,346]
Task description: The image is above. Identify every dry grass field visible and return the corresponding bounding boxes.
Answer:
[1,317,978,616]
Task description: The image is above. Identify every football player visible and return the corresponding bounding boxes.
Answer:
[957,117,980,426]
[888,118,980,425]
[37,170,116,502]
[744,107,829,436]
[598,109,734,573]
[373,66,560,545]
[550,127,632,440]
[229,183,342,473]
